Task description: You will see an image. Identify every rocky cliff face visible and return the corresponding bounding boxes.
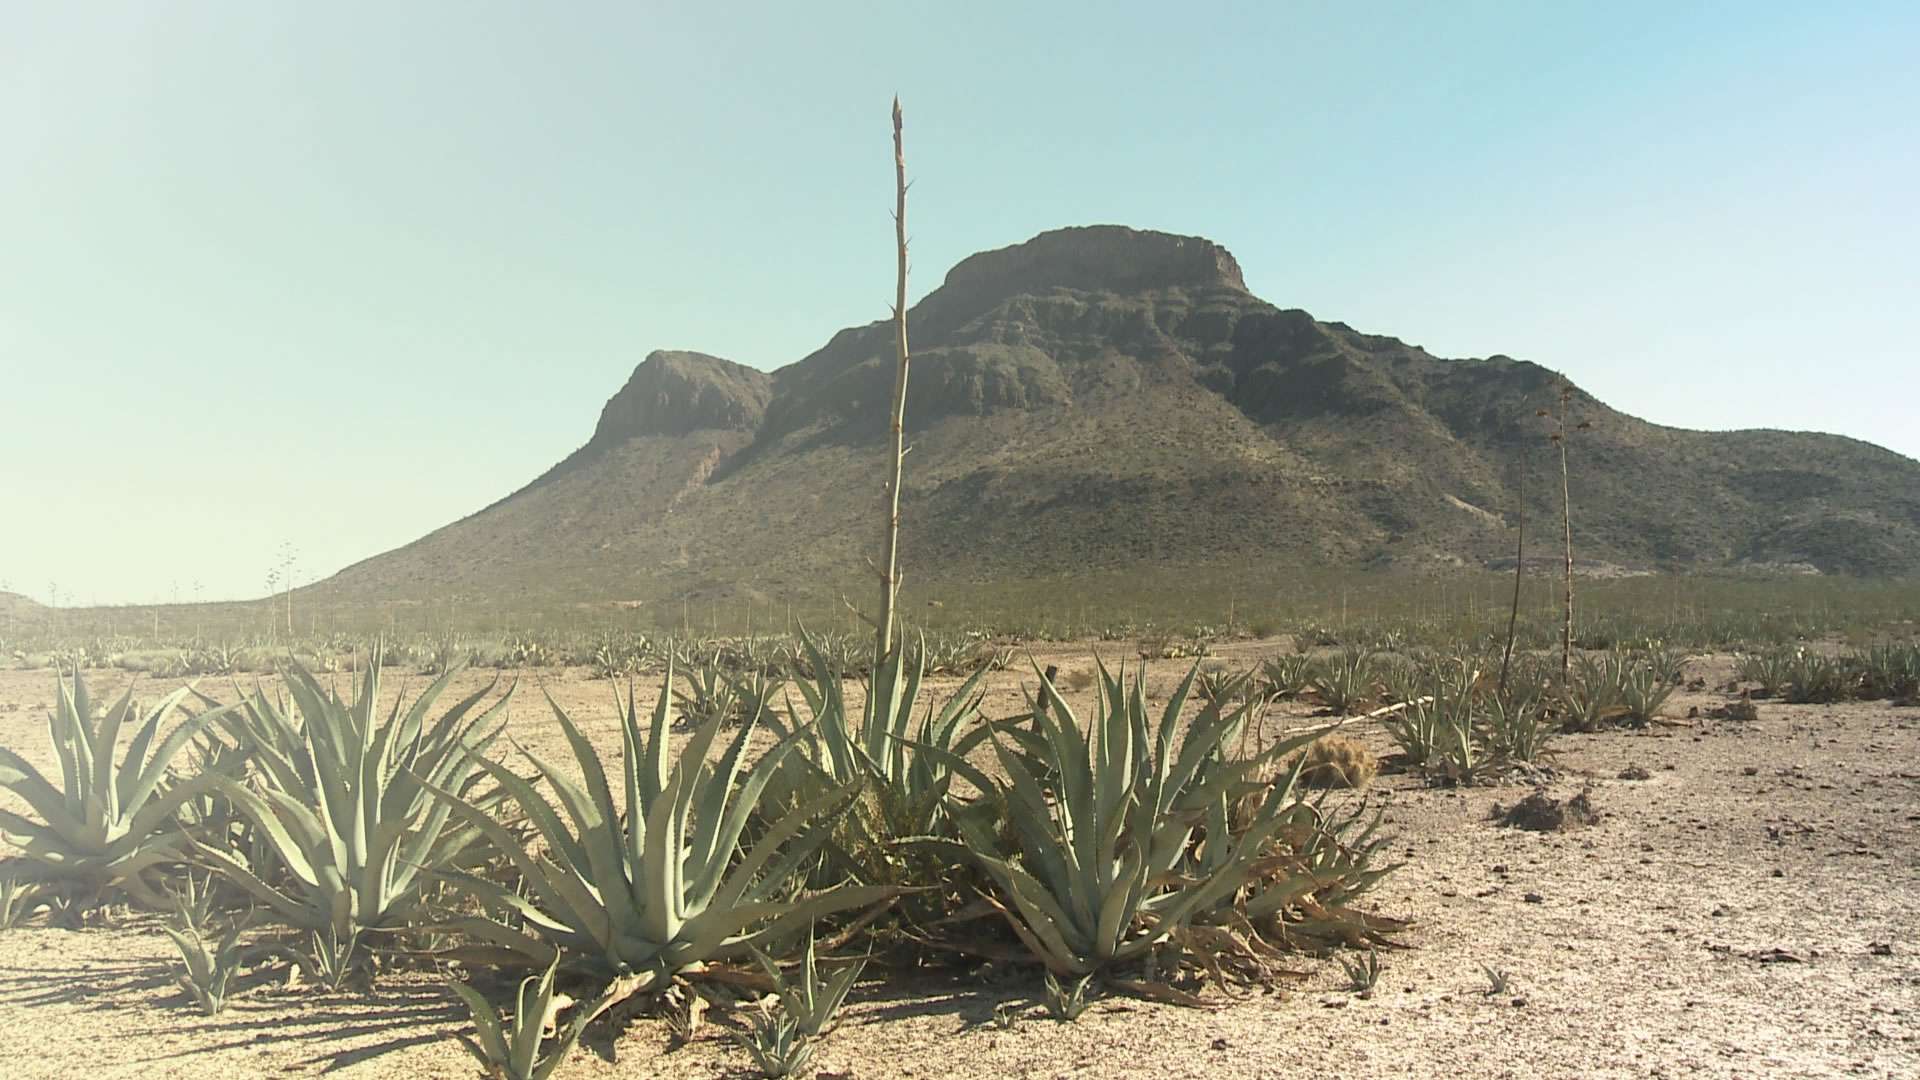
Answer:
[587,350,772,444]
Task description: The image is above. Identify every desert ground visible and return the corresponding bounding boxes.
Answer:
[0,642,1915,1080]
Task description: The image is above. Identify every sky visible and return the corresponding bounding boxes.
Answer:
[2,1,1915,606]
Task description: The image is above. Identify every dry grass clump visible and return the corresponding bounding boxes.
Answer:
[1290,734,1379,790]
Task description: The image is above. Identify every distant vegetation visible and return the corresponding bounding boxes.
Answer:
[8,572,1916,668]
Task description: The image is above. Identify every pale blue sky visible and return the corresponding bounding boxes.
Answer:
[2,2,1915,606]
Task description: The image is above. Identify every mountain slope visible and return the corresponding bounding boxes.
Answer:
[321,225,1920,605]
[0,591,54,632]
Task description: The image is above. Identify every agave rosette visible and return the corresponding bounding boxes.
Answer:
[0,671,239,905]
[423,662,893,981]
[930,660,1329,978]
[191,646,511,942]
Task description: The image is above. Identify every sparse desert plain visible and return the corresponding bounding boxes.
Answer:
[0,642,1915,1080]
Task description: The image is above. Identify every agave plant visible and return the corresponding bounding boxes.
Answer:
[1042,970,1094,1021]
[189,647,512,954]
[162,916,249,1015]
[1259,654,1312,700]
[1309,647,1378,715]
[1556,652,1632,732]
[1223,797,1407,955]
[734,1004,815,1078]
[1383,656,1476,768]
[1739,648,1795,698]
[1478,681,1553,765]
[752,928,867,1038]
[448,957,641,1080]
[1781,649,1858,704]
[0,872,49,928]
[421,663,894,983]
[1859,642,1920,703]
[673,659,741,728]
[930,661,1327,981]
[774,631,993,847]
[0,671,238,906]
[1616,650,1682,725]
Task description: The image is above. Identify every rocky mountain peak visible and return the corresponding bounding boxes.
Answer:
[588,350,773,444]
[928,225,1246,312]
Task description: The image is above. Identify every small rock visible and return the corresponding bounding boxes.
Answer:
[1618,764,1652,781]
[1743,766,1760,776]
[1871,942,1894,956]
[1524,893,1544,904]
[1210,1037,1229,1051]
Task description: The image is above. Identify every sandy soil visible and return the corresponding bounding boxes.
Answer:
[0,645,1915,1080]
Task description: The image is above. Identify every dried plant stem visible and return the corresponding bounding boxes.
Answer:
[1543,385,1585,682]
[1499,445,1524,693]
[875,96,911,662]
[1558,415,1573,682]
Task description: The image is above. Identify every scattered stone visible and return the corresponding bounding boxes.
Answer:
[1743,766,1760,776]
[1709,694,1760,722]
[1524,892,1544,904]
[1618,764,1652,781]
[1871,942,1894,956]
[1210,1038,1229,1051]
[1493,787,1599,832]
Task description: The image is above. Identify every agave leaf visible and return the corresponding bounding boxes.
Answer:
[448,978,514,1068]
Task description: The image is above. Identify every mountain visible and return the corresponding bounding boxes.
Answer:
[0,591,53,632]
[320,225,1920,607]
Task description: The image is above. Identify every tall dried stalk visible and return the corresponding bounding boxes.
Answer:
[1539,386,1588,680]
[875,97,911,662]
[1498,444,1524,694]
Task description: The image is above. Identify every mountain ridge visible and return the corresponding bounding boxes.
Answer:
[319,225,1920,605]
